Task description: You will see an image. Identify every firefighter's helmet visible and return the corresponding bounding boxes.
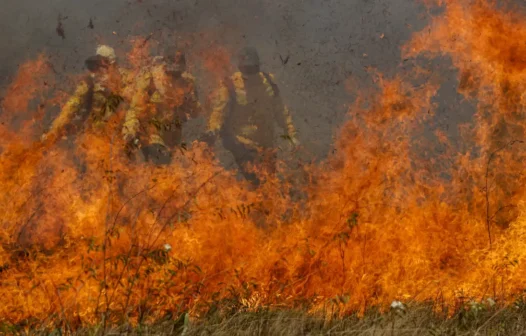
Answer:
[85,55,110,73]
[96,45,117,64]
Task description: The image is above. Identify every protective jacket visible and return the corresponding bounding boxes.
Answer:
[122,62,201,148]
[46,67,133,139]
[208,71,296,149]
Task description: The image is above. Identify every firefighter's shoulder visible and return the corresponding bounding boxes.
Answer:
[231,72,243,81]
[213,72,240,88]
[72,79,91,96]
[230,72,245,88]
[61,81,89,111]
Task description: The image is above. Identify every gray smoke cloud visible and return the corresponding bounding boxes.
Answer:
[1,0,447,160]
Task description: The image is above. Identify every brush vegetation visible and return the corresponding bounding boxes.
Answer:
[5,300,526,336]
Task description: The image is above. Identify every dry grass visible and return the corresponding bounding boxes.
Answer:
[7,301,526,336]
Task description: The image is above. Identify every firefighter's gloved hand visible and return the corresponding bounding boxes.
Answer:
[123,132,137,143]
[199,131,218,147]
[290,136,300,146]
[282,134,300,148]
[124,135,139,149]
[142,143,172,166]
[123,135,141,160]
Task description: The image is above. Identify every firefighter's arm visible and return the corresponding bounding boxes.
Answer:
[43,81,90,141]
[119,68,135,101]
[262,73,299,145]
[122,71,151,142]
[182,73,202,118]
[271,87,298,145]
[198,81,229,146]
[279,104,299,145]
[189,82,202,118]
[207,81,229,133]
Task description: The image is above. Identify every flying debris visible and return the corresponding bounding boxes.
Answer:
[56,14,66,39]
[279,53,290,65]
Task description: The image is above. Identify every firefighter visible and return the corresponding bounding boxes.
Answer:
[41,44,134,178]
[20,45,133,252]
[203,46,298,185]
[42,45,132,143]
[122,49,201,165]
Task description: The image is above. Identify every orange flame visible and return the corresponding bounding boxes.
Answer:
[2,0,526,329]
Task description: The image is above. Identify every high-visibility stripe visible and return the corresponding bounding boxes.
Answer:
[283,105,296,137]
[149,134,165,146]
[208,82,229,132]
[236,135,258,148]
[232,72,248,105]
[122,70,152,139]
[151,64,166,96]
[240,125,258,136]
[259,72,276,97]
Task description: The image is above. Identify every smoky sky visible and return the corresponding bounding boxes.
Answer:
[1,0,451,159]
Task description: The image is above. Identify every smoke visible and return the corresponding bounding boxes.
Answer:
[2,0,526,328]
[1,0,427,158]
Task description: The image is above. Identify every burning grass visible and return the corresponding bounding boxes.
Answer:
[2,0,526,333]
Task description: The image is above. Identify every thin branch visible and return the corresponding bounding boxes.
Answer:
[51,280,72,334]
[484,139,524,249]
[100,133,115,332]
[121,169,225,316]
